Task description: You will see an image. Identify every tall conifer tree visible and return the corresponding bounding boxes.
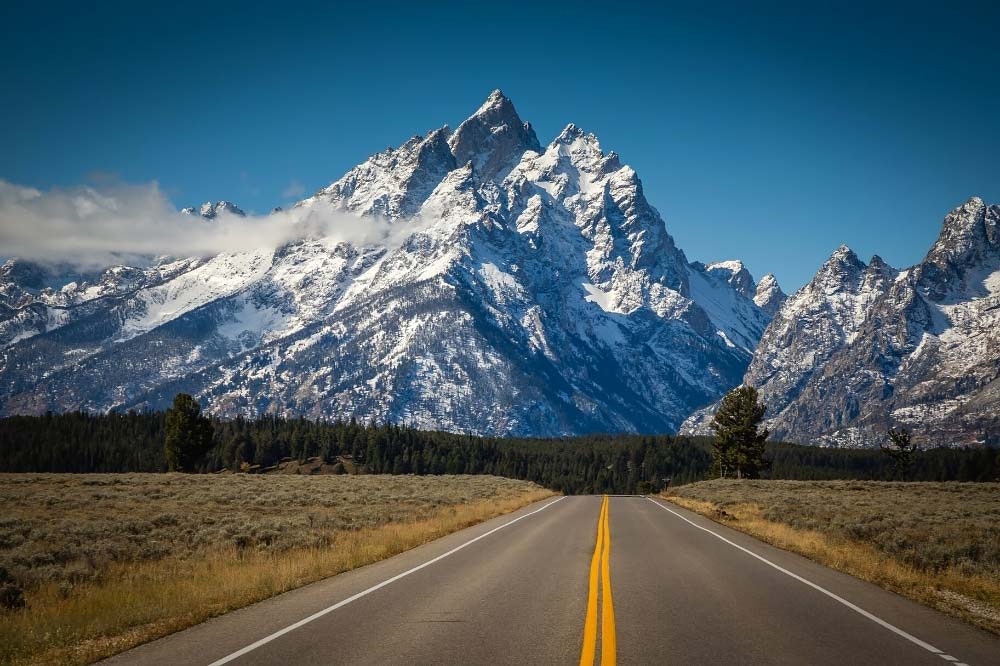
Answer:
[709,386,769,479]
[164,393,214,472]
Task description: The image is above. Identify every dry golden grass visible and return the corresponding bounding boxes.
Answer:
[0,473,553,665]
[665,480,1000,635]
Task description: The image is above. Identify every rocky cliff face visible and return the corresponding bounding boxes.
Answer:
[683,197,1000,447]
[0,91,775,436]
[753,273,786,315]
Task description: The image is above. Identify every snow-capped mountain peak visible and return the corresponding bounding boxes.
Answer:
[476,88,509,112]
[931,196,988,257]
[307,125,456,220]
[181,201,246,218]
[917,196,999,300]
[753,273,786,315]
[810,244,867,293]
[701,260,756,298]
[555,122,586,141]
[448,90,542,183]
[684,195,1000,448]
[0,92,782,436]
[829,243,862,265]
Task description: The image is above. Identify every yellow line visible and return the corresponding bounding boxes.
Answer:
[579,495,606,666]
[601,496,616,666]
[579,495,616,665]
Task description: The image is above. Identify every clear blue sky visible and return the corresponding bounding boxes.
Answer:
[1,0,998,290]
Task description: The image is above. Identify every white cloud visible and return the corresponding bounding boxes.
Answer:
[0,179,428,270]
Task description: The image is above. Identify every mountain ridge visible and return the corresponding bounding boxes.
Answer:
[0,91,776,436]
[5,93,994,447]
[682,196,1000,447]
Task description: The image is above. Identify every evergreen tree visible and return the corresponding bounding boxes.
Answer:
[164,394,214,472]
[709,386,769,479]
[881,427,917,480]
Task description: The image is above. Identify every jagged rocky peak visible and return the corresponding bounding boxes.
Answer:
[511,122,618,199]
[811,244,867,291]
[753,273,786,315]
[829,243,863,266]
[917,196,1000,299]
[312,125,456,220]
[448,89,542,182]
[929,196,989,258]
[556,122,587,141]
[182,201,246,219]
[867,253,889,270]
[801,245,898,301]
[864,254,897,280]
[506,118,691,295]
[854,254,899,308]
[692,194,1000,448]
[701,260,756,298]
[546,123,624,180]
[773,244,894,326]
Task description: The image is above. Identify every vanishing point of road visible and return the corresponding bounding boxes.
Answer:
[105,496,1000,665]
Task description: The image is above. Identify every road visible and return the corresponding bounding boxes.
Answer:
[105,496,1000,665]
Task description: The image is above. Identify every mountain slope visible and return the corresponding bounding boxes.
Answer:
[0,91,775,435]
[683,197,1000,447]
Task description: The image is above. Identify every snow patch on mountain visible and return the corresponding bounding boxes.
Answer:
[687,263,770,353]
[120,250,274,340]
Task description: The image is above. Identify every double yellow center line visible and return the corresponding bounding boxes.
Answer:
[580,495,616,666]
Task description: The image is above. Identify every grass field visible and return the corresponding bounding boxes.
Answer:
[0,473,553,665]
[665,479,1000,635]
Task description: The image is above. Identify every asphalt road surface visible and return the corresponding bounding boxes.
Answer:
[104,495,1000,665]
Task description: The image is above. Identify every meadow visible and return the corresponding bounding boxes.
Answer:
[666,480,1000,635]
[0,473,552,665]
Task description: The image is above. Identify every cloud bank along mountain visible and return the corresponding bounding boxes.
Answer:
[683,197,1000,448]
[0,90,780,435]
[0,179,436,270]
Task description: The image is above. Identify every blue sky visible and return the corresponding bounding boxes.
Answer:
[1,1,997,290]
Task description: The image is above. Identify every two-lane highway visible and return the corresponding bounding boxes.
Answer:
[105,496,1000,665]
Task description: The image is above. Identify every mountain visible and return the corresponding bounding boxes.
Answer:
[181,201,246,218]
[682,197,1000,447]
[753,273,786,315]
[0,91,777,435]
[687,261,772,353]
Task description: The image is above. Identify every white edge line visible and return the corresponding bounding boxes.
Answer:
[645,497,953,659]
[206,496,566,666]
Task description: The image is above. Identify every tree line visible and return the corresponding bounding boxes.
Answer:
[0,408,710,493]
[705,386,1000,482]
[1,406,997,492]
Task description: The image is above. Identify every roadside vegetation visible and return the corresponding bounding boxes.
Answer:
[665,479,1000,635]
[0,473,552,665]
[1,390,998,661]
